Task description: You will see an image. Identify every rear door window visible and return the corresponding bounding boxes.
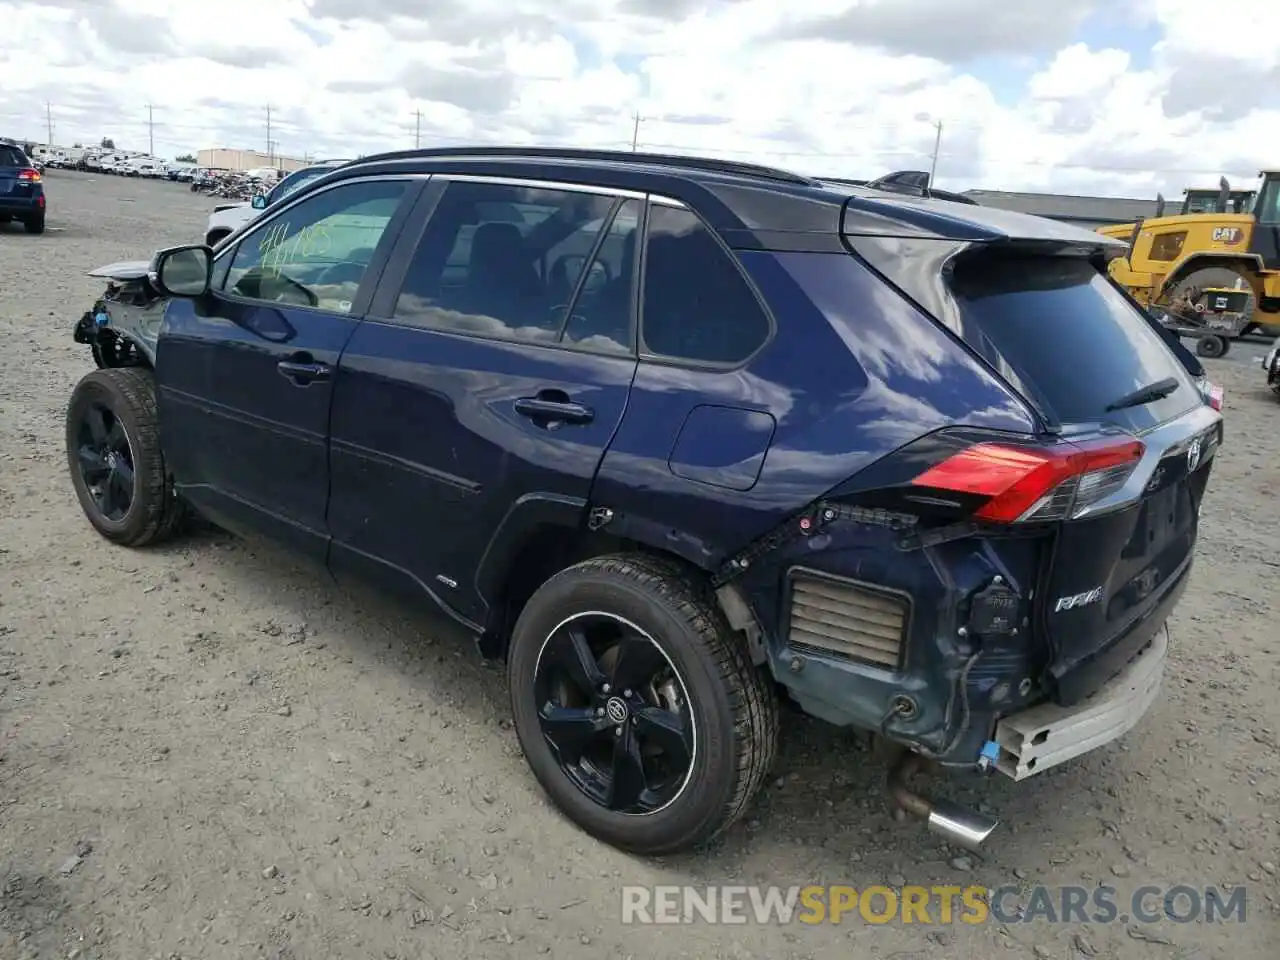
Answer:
[0,146,28,167]
[639,205,772,365]
[948,254,1199,432]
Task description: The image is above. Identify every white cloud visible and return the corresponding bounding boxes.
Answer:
[0,0,1277,199]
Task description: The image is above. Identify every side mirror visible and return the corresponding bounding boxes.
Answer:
[251,194,268,210]
[153,244,212,298]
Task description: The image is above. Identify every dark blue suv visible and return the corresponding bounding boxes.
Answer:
[66,147,1221,855]
[0,139,46,234]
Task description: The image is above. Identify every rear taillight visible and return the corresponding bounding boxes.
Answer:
[1201,381,1224,411]
[912,436,1145,523]
[17,168,41,182]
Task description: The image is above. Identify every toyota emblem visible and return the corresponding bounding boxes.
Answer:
[1186,437,1202,472]
[605,697,629,724]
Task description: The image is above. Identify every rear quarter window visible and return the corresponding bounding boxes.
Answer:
[0,146,29,167]
[947,254,1199,433]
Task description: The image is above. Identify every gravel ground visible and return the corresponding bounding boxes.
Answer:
[1,171,1277,960]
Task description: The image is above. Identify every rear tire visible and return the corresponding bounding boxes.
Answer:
[24,214,45,234]
[66,368,187,546]
[507,553,778,855]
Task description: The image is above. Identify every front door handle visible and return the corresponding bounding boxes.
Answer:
[277,359,332,385]
[513,397,594,425]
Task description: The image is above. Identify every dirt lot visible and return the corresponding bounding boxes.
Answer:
[1,172,1277,960]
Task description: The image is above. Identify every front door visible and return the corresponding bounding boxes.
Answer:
[157,176,421,559]
[326,178,642,626]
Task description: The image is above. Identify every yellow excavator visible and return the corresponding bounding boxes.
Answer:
[1098,172,1280,342]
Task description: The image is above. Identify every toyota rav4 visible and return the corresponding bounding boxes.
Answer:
[66,147,1221,855]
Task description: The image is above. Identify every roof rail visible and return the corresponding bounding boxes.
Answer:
[350,145,818,186]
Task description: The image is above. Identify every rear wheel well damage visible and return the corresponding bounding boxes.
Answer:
[477,522,768,666]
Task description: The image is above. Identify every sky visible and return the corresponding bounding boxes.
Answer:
[1,0,1279,198]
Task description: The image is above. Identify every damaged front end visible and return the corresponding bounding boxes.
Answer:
[73,260,170,368]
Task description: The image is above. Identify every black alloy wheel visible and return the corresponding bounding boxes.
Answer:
[534,611,696,816]
[75,400,136,522]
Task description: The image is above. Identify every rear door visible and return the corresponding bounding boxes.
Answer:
[326,176,641,625]
[157,175,421,559]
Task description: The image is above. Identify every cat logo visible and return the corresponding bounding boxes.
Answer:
[1211,227,1244,244]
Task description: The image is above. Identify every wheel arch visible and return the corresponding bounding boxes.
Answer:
[475,496,764,664]
[1157,252,1266,299]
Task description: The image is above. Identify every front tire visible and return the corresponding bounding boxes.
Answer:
[66,368,186,546]
[508,553,778,855]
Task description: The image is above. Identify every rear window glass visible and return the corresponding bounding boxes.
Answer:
[948,255,1198,431]
[0,146,29,167]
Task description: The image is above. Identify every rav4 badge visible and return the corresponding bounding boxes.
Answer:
[1054,586,1104,613]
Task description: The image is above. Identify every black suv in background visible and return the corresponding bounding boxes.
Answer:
[67,147,1221,855]
[0,138,46,234]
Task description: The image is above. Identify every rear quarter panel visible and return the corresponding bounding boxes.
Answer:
[592,250,1036,569]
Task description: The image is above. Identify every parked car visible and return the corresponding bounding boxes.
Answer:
[1263,337,1280,396]
[0,138,46,233]
[203,159,349,246]
[65,147,1222,856]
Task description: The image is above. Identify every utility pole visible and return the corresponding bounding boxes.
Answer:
[146,104,155,156]
[45,102,53,146]
[265,104,273,159]
[928,119,943,187]
[631,111,643,151]
[414,109,422,148]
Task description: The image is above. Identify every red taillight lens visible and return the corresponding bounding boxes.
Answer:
[17,168,41,182]
[1204,382,1224,411]
[912,437,1145,523]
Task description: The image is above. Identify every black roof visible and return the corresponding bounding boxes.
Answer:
[330,146,1125,250]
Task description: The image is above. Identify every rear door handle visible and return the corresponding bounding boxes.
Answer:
[513,397,594,425]
[277,360,332,385]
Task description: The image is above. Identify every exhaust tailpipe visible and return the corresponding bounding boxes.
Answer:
[888,753,999,851]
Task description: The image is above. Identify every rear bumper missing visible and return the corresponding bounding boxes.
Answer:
[993,621,1168,781]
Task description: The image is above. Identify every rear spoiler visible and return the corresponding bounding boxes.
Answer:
[823,170,980,206]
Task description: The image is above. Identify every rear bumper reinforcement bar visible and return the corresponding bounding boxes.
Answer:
[993,621,1168,781]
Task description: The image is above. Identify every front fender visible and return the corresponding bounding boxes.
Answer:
[76,261,171,367]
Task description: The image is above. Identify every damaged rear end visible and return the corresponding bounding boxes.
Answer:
[73,260,168,368]
[746,196,1221,846]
